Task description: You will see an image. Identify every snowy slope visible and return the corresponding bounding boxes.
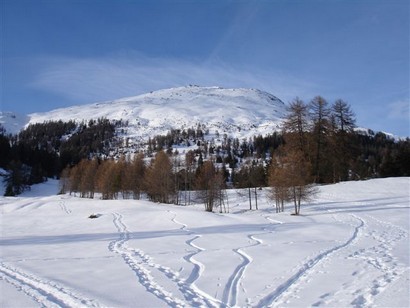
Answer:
[1,178,409,307]
[0,86,286,140]
[0,112,30,135]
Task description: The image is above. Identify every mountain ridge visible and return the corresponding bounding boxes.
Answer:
[1,86,287,140]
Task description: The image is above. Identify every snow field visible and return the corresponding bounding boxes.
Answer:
[1,178,409,307]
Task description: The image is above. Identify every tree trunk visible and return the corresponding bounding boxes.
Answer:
[254,187,258,210]
[248,187,252,210]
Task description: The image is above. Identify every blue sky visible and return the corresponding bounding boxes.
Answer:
[2,0,409,136]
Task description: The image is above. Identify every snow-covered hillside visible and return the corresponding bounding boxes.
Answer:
[0,112,30,136]
[1,178,409,307]
[0,86,286,140]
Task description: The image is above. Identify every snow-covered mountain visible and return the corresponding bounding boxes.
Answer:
[0,86,286,140]
[0,112,30,135]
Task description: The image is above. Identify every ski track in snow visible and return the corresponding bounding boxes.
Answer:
[109,212,186,307]
[223,214,282,307]
[110,212,221,307]
[221,246,252,307]
[168,210,222,307]
[256,213,365,307]
[311,204,410,307]
[0,262,101,308]
[169,210,278,307]
[347,213,409,307]
[59,198,71,214]
[15,199,44,211]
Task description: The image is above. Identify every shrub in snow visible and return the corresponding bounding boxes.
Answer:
[88,213,102,219]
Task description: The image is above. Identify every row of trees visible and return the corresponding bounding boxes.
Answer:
[266,97,357,213]
[60,151,227,212]
[280,97,357,183]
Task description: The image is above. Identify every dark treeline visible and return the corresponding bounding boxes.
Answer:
[0,118,122,196]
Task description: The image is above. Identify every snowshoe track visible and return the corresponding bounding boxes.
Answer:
[347,213,409,306]
[257,214,364,307]
[59,198,71,214]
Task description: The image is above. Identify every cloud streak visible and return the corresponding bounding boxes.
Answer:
[29,54,319,104]
[388,100,410,120]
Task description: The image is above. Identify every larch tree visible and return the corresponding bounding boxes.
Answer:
[283,97,310,155]
[95,159,119,200]
[129,153,145,200]
[268,157,288,213]
[183,150,196,205]
[330,99,357,181]
[116,156,130,199]
[269,149,315,215]
[235,162,265,210]
[144,151,175,204]
[268,97,313,213]
[285,150,316,215]
[68,163,82,196]
[309,96,332,183]
[79,158,99,198]
[195,160,225,212]
[332,99,356,133]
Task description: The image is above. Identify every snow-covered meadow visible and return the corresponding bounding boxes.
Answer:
[1,178,409,307]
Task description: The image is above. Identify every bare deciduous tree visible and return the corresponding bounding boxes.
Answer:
[268,158,289,213]
[284,97,310,154]
[79,158,99,198]
[144,151,175,203]
[310,96,331,183]
[269,150,316,215]
[195,160,225,212]
[129,153,145,199]
[332,99,356,133]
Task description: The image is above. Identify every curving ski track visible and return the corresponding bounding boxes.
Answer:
[109,212,187,307]
[221,247,252,307]
[0,262,101,307]
[348,213,409,306]
[110,212,221,307]
[168,211,222,307]
[307,210,410,307]
[183,235,205,284]
[222,214,281,307]
[257,214,365,307]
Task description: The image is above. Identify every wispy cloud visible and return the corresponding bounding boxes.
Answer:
[28,54,319,104]
[388,100,410,120]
